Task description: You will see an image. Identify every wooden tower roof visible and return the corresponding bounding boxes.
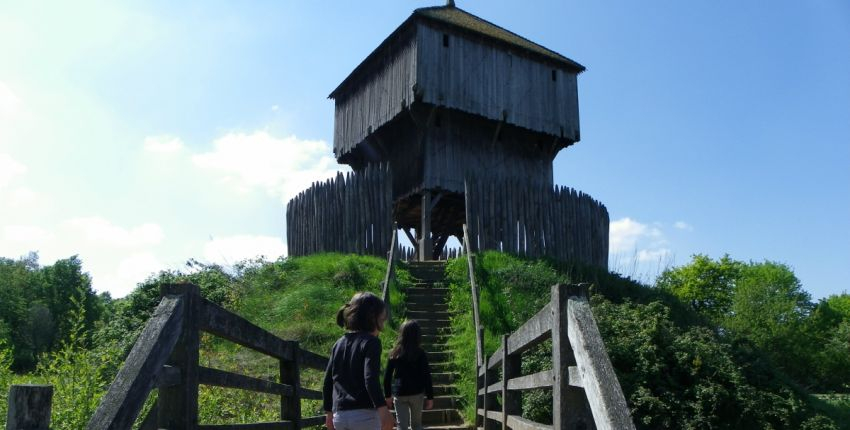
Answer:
[329,4,585,100]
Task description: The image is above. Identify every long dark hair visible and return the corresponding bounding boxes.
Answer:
[390,320,422,361]
[336,292,386,333]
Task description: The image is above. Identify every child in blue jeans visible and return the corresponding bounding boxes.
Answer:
[383,320,434,430]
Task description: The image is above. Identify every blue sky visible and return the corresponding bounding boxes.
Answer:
[1,0,847,299]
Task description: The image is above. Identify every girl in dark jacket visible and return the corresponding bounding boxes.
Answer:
[383,320,434,430]
[323,292,393,430]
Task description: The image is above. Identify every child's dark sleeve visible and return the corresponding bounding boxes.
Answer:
[383,358,395,398]
[363,337,385,408]
[422,352,434,400]
[322,348,334,412]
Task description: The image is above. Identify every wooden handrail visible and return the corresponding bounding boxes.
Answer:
[87,292,186,429]
[476,284,635,430]
[461,224,483,367]
[381,223,398,323]
[85,283,330,430]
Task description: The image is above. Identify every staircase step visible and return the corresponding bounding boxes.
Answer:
[407,303,450,313]
[422,334,450,343]
[431,372,457,384]
[432,385,458,396]
[407,287,450,295]
[421,426,472,430]
[431,396,461,410]
[422,408,463,425]
[408,310,451,319]
[428,351,450,362]
[419,326,449,336]
[413,319,451,329]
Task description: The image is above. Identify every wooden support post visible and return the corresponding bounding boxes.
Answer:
[474,327,484,428]
[6,385,53,430]
[551,284,594,430]
[481,357,499,430]
[281,344,301,429]
[420,191,432,261]
[158,284,200,430]
[501,335,521,430]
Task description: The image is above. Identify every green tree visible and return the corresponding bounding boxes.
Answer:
[725,261,814,383]
[808,294,850,391]
[656,254,742,323]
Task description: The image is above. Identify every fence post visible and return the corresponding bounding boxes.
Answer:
[482,357,499,430]
[281,343,301,429]
[6,385,52,430]
[474,327,484,428]
[158,283,200,429]
[501,335,521,430]
[551,284,594,430]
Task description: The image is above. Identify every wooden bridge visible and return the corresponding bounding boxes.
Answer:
[6,226,634,430]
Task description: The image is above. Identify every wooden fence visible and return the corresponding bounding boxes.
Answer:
[286,163,392,257]
[82,283,328,430]
[462,225,633,429]
[476,284,635,430]
[464,178,609,268]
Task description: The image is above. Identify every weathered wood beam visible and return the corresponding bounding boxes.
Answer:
[551,284,595,430]
[505,415,553,430]
[479,381,503,396]
[159,284,201,429]
[506,370,554,391]
[298,349,328,371]
[155,365,181,388]
[199,299,295,361]
[300,416,326,428]
[197,366,294,397]
[568,293,636,429]
[402,228,419,249]
[429,192,444,212]
[86,294,184,430]
[198,422,293,430]
[420,191,432,261]
[506,302,552,357]
[299,388,323,400]
[137,400,158,430]
[6,385,53,430]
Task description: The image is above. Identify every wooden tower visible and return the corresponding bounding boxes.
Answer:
[287,2,608,265]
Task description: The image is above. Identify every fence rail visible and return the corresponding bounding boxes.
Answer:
[382,224,398,323]
[81,283,329,430]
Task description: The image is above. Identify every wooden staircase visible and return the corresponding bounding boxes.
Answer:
[405,261,470,430]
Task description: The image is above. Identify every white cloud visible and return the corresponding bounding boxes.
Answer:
[203,234,287,265]
[0,153,27,188]
[609,217,675,282]
[143,135,184,153]
[674,221,693,231]
[100,253,167,298]
[609,217,662,254]
[191,131,344,201]
[637,248,672,263]
[2,224,53,243]
[65,217,164,248]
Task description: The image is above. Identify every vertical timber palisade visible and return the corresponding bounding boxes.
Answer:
[287,2,609,265]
